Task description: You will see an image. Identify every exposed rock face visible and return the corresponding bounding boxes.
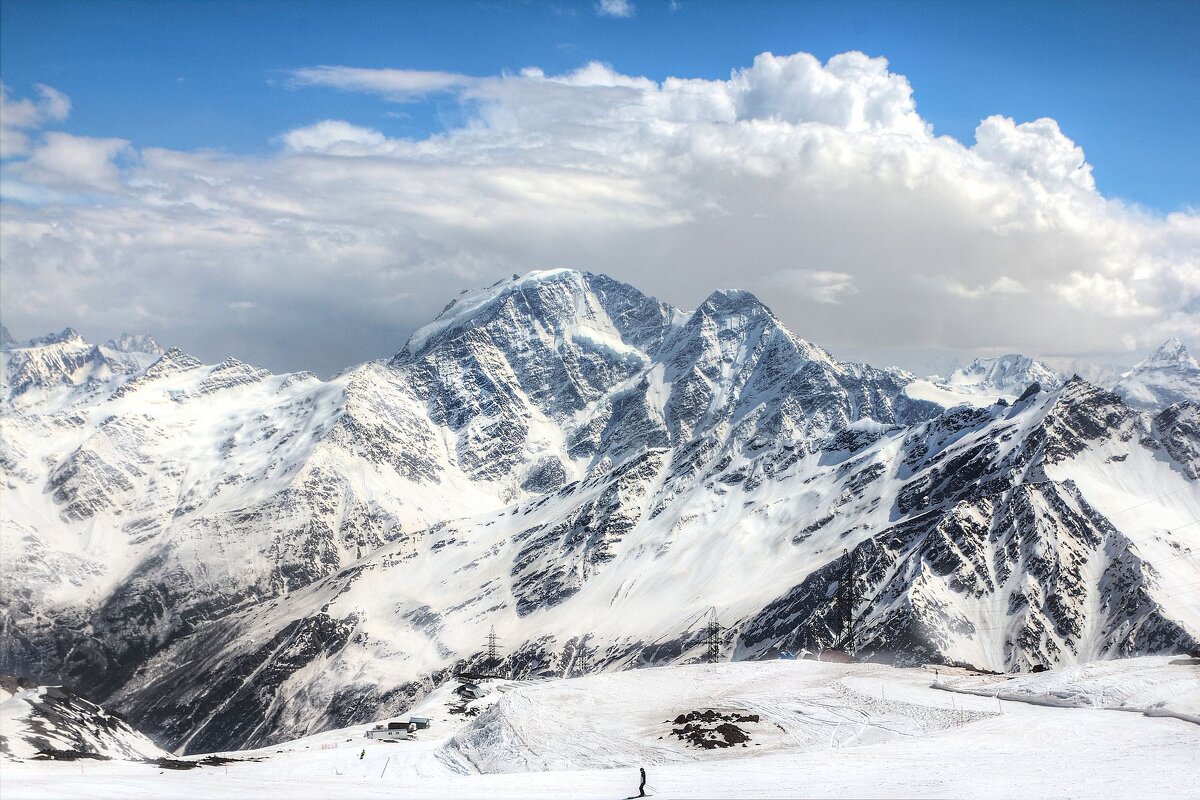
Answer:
[0,675,166,760]
[1,270,1196,754]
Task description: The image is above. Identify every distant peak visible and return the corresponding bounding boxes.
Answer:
[1150,337,1186,359]
[968,353,1030,367]
[1133,337,1198,372]
[104,332,163,355]
[940,353,1063,389]
[0,323,14,347]
[26,328,84,347]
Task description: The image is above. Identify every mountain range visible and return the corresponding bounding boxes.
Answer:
[1,269,1197,754]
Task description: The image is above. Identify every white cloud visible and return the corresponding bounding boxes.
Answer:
[16,132,130,192]
[1,82,71,158]
[1,52,1197,374]
[282,120,386,152]
[1053,271,1155,318]
[596,0,635,18]
[288,66,473,101]
[770,269,859,304]
[973,115,1094,197]
[927,275,1029,299]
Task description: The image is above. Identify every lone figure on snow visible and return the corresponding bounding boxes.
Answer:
[638,766,647,797]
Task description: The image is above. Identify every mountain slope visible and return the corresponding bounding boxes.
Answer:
[1,270,1196,754]
[0,676,167,760]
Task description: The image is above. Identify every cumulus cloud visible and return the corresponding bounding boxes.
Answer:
[973,115,1094,197]
[281,120,387,152]
[1,52,1197,375]
[16,132,131,192]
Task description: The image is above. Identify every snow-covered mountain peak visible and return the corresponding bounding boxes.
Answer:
[1133,337,1198,372]
[399,269,669,358]
[698,287,770,314]
[1113,338,1200,411]
[28,328,85,347]
[943,353,1064,394]
[103,333,163,355]
[2,330,110,406]
[902,352,1065,410]
[0,324,14,347]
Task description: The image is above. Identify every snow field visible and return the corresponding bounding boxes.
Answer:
[936,655,1200,723]
[4,658,1198,799]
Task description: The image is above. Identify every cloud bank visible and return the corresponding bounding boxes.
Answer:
[1,53,1197,375]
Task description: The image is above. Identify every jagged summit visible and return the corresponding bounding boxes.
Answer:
[0,328,176,409]
[1133,337,1197,371]
[940,354,1065,395]
[699,287,770,312]
[2,328,159,353]
[397,268,671,358]
[1113,338,1200,411]
[901,352,1065,410]
[104,333,163,355]
[23,327,85,347]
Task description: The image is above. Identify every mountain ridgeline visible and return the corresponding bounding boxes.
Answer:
[1,270,1197,754]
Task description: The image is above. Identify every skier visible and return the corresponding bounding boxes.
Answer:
[359,749,365,760]
[638,766,647,797]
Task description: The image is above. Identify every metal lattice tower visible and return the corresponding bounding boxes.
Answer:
[485,626,501,667]
[705,609,724,664]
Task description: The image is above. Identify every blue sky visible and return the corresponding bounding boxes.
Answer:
[2,0,1198,375]
[3,0,1197,212]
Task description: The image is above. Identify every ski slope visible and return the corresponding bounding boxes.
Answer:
[3,658,1196,799]
[936,655,1200,723]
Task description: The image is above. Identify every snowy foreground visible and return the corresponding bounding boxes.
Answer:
[3,658,1198,799]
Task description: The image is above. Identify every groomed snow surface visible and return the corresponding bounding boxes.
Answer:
[3,657,1197,799]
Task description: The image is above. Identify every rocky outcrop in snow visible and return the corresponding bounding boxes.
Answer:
[0,676,166,760]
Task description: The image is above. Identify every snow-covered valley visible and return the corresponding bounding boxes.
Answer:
[3,658,1197,799]
[1,269,1198,758]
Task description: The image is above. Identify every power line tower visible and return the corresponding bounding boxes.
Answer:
[577,640,590,676]
[484,625,501,673]
[705,609,724,664]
